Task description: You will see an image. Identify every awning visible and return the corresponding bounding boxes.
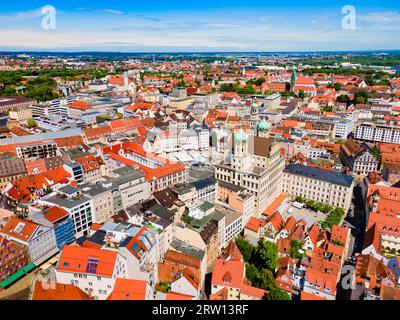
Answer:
[22,263,36,274]
[0,269,26,289]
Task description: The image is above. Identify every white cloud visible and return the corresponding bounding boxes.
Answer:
[97,9,125,15]
[0,8,43,22]
[358,11,400,24]
[0,9,399,51]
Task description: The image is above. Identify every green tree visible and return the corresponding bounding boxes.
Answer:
[371,146,380,160]
[258,269,277,291]
[337,94,348,103]
[27,118,37,128]
[266,287,291,300]
[245,263,260,285]
[254,240,278,271]
[353,90,369,105]
[333,83,343,91]
[220,83,236,92]
[235,237,255,262]
[290,240,303,259]
[236,85,256,94]
[26,86,59,102]
[297,90,306,99]
[1,85,17,97]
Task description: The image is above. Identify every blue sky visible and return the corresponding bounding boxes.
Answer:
[0,1,400,52]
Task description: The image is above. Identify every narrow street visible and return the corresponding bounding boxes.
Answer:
[346,183,367,256]
[336,182,366,300]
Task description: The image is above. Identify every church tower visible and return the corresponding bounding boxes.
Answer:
[257,116,271,138]
[232,128,251,171]
[290,68,298,92]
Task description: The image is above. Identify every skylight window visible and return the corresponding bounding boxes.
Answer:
[14,222,25,234]
[86,257,99,274]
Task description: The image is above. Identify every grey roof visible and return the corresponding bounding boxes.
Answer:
[284,164,354,187]
[172,183,195,195]
[112,170,145,186]
[76,230,107,246]
[217,179,245,192]
[78,183,112,197]
[114,166,138,176]
[170,238,205,261]
[59,185,78,195]
[147,204,174,221]
[46,194,91,209]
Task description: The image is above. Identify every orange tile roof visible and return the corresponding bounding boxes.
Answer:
[300,291,326,300]
[304,268,337,295]
[262,192,287,217]
[331,225,350,244]
[8,166,71,202]
[75,154,101,173]
[283,119,298,128]
[367,185,400,218]
[125,102,154,111]
[245,217,264,233]
[45,206,69,223]
[68,101,92,110]
[109,75,126,86]
[210,287,228,300]
[24,159,46,175]
[107,278,148,300]
[0,144,17,154]
[306,224,321,247]
[0,217,39,242]
[57,245,118,277]
[84,125,112,139]
[109,118,142,133]
[240,284,267,298]
[212,259,245,288]
[10,126,31,137]
[54,136,85,149]
[266,211,285,231]
[166,292,194,300]
[32,281,92,300]
[145,163,186,180]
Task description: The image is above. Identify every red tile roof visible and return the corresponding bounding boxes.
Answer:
[262,192,287,217]
[245,217,263,233]
[68,101,92,110]
[45,206,69,224]
[212,259,245,288]
[107,278,148,300]
[166,292,194,300]
[8,166,71,202]
[57,245,118,277]
[300,291,325,300]
[84,126,112,139]
[0,217,39,242]
[32,281,92,300]
[54,136,85,149]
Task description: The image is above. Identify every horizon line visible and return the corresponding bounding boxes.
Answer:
[1,49,400,55]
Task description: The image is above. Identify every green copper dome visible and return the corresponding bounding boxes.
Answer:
[258,117,271,131]
[234,128,249,142]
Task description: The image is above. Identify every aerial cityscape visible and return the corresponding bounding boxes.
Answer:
[1,1,400,303]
